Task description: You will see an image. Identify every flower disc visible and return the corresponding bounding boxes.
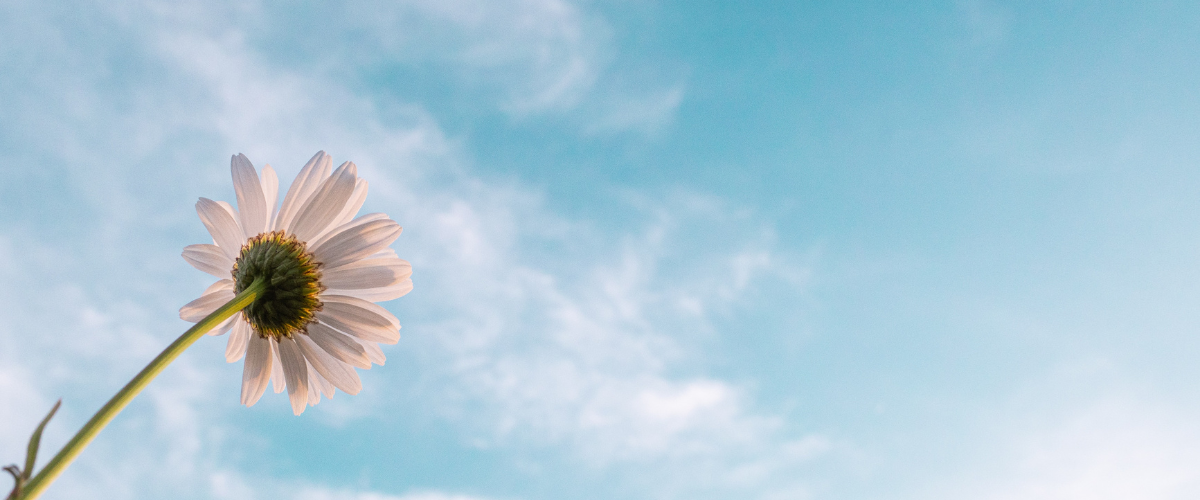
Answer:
[233,231,324,339]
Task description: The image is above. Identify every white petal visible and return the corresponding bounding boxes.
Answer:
[179,286,235,323]
[232,154,269,237]
[202,280,238,336]
[327,253,408,272]
[226,319,250,361]
[316,369,335,399]
[368,248,398,260]
[335,178,368,225]
[203,278,235,294]
[309,213,388,253]
[319,301,399,343]
[271,339,285,394]
[241,334,273,406]
[306,359,333,402]
[276,151,331,231]
[311,219,401,270]
[216,200,243,237]
[288,161,358,242]
[208,314,237,337]
[307,322,371,369]
[197,198,246,260]
[306,358,335,400]
[306,363,322,406]
[359,339,386,366]
[310,179,368,244]
[261,163,279,227]
[182,244,234,277]
[278,337,309,415]
[321,294,399,329]
[216,200,239,221]
[296,333,362,395]
[327,256,412,283]
[316,316,396,345]
[321,263,408,290]
[326,278,413,302]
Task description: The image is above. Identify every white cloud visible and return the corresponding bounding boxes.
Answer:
[986,399,1200,499]
[911,372,1200,500]
[315,0,682,130]
[399,186,822,499]
[331,0,609,114]
[106,0,680,132]
[295,486,499,500]
[0,364,54,461]
[584,85,686,135]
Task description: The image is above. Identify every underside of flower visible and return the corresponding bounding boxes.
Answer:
[233,231,324,340]
[181,151,411,415]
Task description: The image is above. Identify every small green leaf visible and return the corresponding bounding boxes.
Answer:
[22,400,60,481]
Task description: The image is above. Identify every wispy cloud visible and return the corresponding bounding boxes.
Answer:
[926,393,1200,500]
[295,486,500,500]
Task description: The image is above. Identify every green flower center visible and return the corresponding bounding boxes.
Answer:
[233,231,324,340]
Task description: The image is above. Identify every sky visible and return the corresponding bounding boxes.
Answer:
[3,1,1200,499]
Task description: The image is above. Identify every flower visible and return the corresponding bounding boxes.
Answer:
[179,152,412,415]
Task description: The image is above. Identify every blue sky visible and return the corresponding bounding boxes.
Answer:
[4,1,1200,499]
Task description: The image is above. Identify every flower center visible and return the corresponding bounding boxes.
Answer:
[233,231,324,340]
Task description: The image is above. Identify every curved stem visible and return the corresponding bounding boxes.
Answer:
[18,278,267,500]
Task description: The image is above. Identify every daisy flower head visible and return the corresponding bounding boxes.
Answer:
[180,152,412,415]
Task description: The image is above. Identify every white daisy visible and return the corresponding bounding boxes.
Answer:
[179,151,412,415]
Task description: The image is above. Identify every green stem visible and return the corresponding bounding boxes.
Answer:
[18,278,267,500]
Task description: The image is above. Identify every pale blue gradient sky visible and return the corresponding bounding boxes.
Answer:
[4,1,1200,499]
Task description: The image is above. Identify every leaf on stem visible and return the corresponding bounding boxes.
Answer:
[5,400,61,500]
[23,400,60,482]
